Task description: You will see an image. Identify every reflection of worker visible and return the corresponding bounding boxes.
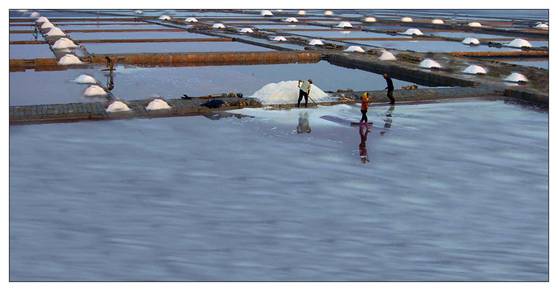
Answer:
[296,111,311,134]
[106,69,115,92]
[32,25,38,40]
[297,79,312,108]
[380,104,395,136]
[359,122,370,163]
[383,73,395,105]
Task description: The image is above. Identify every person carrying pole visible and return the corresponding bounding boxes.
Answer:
[297,79,313,108]
[383,73,395,105]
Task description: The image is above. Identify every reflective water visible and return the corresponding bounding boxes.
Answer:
[84,41,271,54]
[9,44,54,59]
[10,100,548,281]
[351,40,519,52]
[68,31,217,40]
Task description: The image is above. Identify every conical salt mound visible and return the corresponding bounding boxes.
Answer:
[36,16,48,23]
[185,17,198,23]
[146,99,172,111]
[134,10,143,14]
[250,80,329,105]
[462,37,480,45]
[344,46,365,53]
[308,39,324,46]
[379,51,396,61]
[432,19,444,24]
[52,38,78,49]
[535,23,548,30]
[401,17,413,22]
[324,10,334,16]
[508,38,532,48]
[73,74,97,84]
[468,22,482,27]
[240,28,254,33]
[419,58,442,69]
[106,101,131,113]
[284,17,298,23]
[212,23,225,29]
[363,16,376,22]
[261,10,273,16]
[40,21,54,29]
[58,54,82,65]
[159,15,171,21]
[337,21,352,28]
[462,65,487,75]
[30,12,40,18]
[401,28,423,36]
[298,10,306,15]
[83,85,107,96]
[504,72,528,83]
[272,36,287,42]
[46,27,65,37]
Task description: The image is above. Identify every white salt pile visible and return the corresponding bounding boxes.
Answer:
[30,11,40,18]
[432,19,445,24]
[212,23,225,29]
[284,17,298,23]
[106,101,131,113]
[40,21,54,29]
[36,16,49,24]
[271,36,287,42]
[46,27,65,37]
[344,46,365,53]
[298,10,306,16]
[401,28,423,36]
[240,28,254,33]
[324,10,334,16]
[146,99,172,111]
[73,74,97,84]
[504,72,528,83]
[52,38,78,49]
[535,23,548,30]
[134,10,143,14]
[250,80,329,105]
[58,54,82,65]
[507,38,532,48]
[468,22,482,27]
[159,15,171,21]
[308,39,324,46]
[419,58,442,69]
[363,16,376,22]
[261,10,273,16]
[337,21,353,28]
[401,17,413,22]
[378,50,397,61]
[462,65,487,75]
[83,85,107,97]
[185,17,198,23]
[462,37,480,45]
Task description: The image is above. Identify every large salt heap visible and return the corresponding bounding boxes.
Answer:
[250,81,329,105]
[419,58,442,69]
[271,36,287,42]
[432,19,444,24]
[46,27,66,37]
[336,21,353,28]
[401,17,413,22]
[185,17,198,23]
[134,10,143,14]
[106,101,131,113]
[378,50,396,61]
[40,21,54,30]
[212,23,225,29]
[462,37,480,45]
[35,16,49,24]
[535,23,549,30]
[58,54,82,65]
[83,85,107,96]
[468,22,482,27]
[146,99,172,111]
[363,16,377,22]
[401,28,423,36]
[159,15,171,21]
[324,10,334,16]
[73,74,97,84]
[308,39,324,46]
[239,28,254,33]
[52,38,78,49]
[261,10,273,16]
[462,65,487,75]
[284,17,298,23]
[507,38,532,48]
[30,11,40,18]
[504,72,528,83]
[344,46,365,53]
[298,10,306,16]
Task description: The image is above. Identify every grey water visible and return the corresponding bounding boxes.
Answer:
[10,100,548,281]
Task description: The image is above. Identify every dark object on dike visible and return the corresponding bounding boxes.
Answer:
[201,100,225,108]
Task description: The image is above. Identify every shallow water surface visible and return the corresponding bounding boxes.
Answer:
[10,101,548,281]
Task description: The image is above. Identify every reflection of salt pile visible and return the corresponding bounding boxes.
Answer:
[379,50,396,61]
[106,101,131,113]
[240,28,254,33]
[420,58,442,69]
[401,28,423,36]
[432,19,444,24]
[261,10,273,16]
[308,39,324,46]
[504,72,528,83]
[324,10,334,16]
[52,38,78,49]
[463,65,487,75]
[462,37,480,45]
[401,17,413,22]
[344,46,365,53]
[250,81,329,105]
[337,21,352,28]
[83,85,107,96]
[363,16,376,22]
[46,27,66,37]
[58,54,82,65]
[508,38,532,48]
[212,23,225,29]
[271,36,287,41]
[185,17,198,23]
[468,22,482,27]
[159,15,171,21]
[146,99,172,111]
[284,17,298,23]
[74,74,97,84]
[298,10,306,15]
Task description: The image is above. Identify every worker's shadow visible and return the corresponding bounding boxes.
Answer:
[296,111,311,134]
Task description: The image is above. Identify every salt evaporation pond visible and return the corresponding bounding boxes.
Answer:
[58,24,180,30]
[10,100,548,281]
[503,59,549,70]
[84,41,272,54]
[426,31,516,39]
[9,61,422,106]
[254,24,333,30]
[287,30,412,39]
[9,33,45,41]
[352,40,520,52]
[9,44,54,59]
[67,31,218,40]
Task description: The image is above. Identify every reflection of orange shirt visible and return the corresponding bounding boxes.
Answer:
[361,95,369,111]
